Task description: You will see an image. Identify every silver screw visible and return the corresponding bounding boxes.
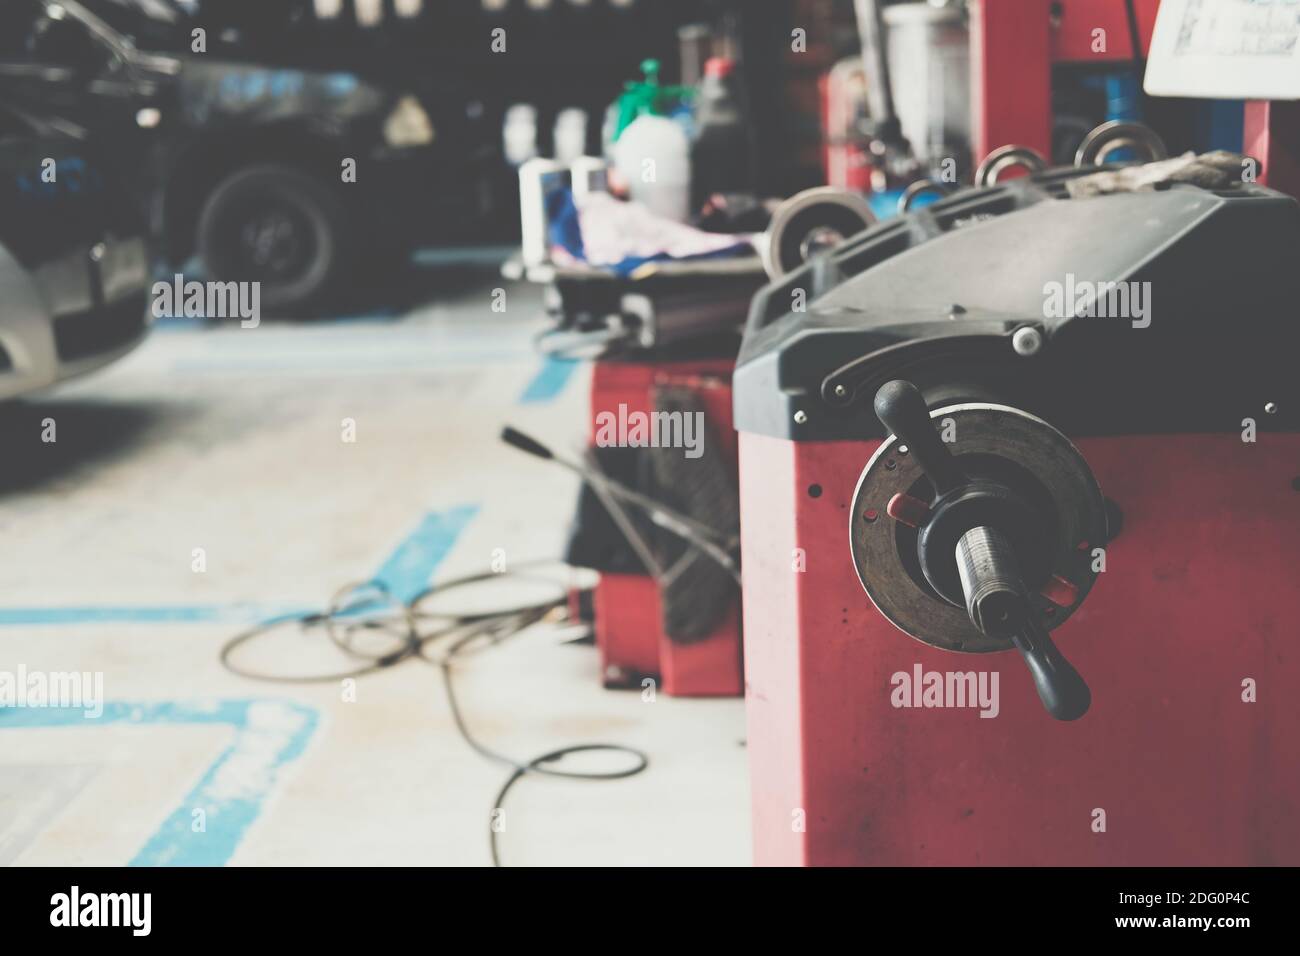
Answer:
[833,385,848,399]
[1265,402,1278,415]
[793,410,808,425]
[1012,326,1043,356]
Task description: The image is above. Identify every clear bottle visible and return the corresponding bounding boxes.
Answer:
[613,114,692,223]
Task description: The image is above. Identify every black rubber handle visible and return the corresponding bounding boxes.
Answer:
[500,426,554,461]
[1013,619,1092,722]
[956,526,1091,721]
[873,380,964,496]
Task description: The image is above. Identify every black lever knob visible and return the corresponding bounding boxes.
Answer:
[1011,618,1092,722]
[956,526,1091,721]
[873,380,964,496]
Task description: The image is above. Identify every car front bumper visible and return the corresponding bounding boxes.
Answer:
[0,235,151,401]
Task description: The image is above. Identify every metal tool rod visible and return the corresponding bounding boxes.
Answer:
[956,525,1091,721]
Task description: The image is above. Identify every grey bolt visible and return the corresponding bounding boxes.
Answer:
[793,410,808,425]
[1012,326,1043,356]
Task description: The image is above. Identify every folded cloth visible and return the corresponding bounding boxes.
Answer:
[1066,150,1254,198]
[573,191,755,276]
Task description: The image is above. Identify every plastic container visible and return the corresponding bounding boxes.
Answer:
[502,104,539,167]
[880,2,970,169]
[519,158,569,267]
[612,114,691,223]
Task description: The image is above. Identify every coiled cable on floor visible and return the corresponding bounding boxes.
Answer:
[219,580,420,683]
[218,562,649,866]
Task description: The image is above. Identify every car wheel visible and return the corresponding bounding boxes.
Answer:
[196,165,347,314]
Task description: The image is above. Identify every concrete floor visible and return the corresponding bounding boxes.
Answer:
[0,255,751,866]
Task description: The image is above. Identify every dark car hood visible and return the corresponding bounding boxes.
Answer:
[0,112,143,265]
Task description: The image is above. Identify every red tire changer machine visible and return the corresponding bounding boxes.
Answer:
[529,261,769,698]
[573,351,744,697]
[733,165,1300,865]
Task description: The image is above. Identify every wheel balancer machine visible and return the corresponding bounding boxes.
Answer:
[733,166,1300,865]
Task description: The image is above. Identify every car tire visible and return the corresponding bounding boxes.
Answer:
[196,165,348,315]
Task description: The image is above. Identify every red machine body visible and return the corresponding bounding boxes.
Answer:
[587,358,743,697]
[732,163,1300,866]
[740,431,1300,865]
[971,0,1161,162]
[1245,101,1300,199]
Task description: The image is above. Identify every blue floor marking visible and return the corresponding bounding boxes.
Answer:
[0,604,306,626]
[371,504,480,603]
[519,356,580,404]
[0,504,479,863]
[0,504,479,626]
[0,699,319,866]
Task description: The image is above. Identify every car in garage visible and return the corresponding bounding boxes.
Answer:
[0,102,151,400]
[0,0,466,314]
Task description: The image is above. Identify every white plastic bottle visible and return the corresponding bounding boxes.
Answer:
[612,114,692,223]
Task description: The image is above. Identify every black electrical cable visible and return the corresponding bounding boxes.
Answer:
[219,581,421,683]
[223,388,737,862]
[217,562,649,867]
[423,617,648,866]
[219,613,415,682]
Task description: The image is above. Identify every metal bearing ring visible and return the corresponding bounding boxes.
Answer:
[897,178,953,214]
[762,186,876,279]
[974,145,1048,187]
[1074,120,1168,168]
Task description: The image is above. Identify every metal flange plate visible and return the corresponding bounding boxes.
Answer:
[848,403,1108,653]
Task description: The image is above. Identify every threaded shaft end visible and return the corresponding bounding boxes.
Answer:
[955,525,1025,638]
